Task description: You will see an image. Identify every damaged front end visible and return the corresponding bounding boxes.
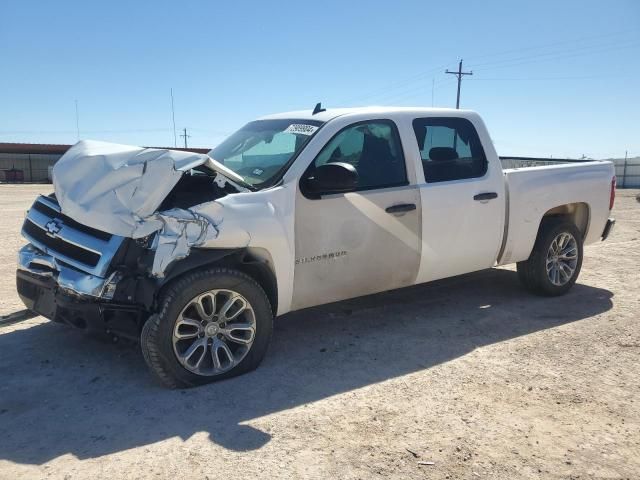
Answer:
[17,140,247,340]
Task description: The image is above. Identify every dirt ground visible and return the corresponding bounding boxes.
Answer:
[0,184,638,480]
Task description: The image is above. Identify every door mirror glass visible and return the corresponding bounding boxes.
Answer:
[307,162,358,194]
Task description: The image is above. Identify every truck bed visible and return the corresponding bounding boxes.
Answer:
[500,156,590,170]
[497,159,615,266]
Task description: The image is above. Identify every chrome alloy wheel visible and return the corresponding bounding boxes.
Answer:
[172,289,256,376]
[546,232,578,286]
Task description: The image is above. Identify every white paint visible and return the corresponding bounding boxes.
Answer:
[292,185,422,310]
[498,160,614,264]
[410,111,506,283]
[47,107,616,317]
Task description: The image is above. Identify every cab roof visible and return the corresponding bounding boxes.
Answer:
[258,106,474,123]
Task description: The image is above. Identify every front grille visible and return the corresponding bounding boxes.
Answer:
[21,195,124,277]
[31,200,112,241]
[23,220,101,266]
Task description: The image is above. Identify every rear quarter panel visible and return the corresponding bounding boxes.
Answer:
[499,161,614,265]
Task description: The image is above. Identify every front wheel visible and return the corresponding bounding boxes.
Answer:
[517,219,583,296]
[141,267,273,388]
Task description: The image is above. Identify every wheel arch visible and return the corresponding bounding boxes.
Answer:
[501,201,591,266]
[517,214,584,296]
[157,248,278,316]
[540,202,590,239]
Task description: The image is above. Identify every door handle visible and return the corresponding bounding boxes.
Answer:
[473,192,498,201]
[385,203,416,214]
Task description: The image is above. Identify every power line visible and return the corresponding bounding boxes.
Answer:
[336,30,638,107]
[468,73,630,81]
[371,77,456,105]
[347,73,456,106]
[366,39,637,107]
[445,59,473,109]
[466,29,639,65]
[336,63,449,105]
[470,40,640,72]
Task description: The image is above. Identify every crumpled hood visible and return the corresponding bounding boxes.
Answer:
[53,140,238,238]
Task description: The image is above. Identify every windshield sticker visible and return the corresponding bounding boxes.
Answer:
[284,124,319,136]
[252,168,264,176]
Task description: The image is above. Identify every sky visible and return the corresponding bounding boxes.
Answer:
[1,0,639,159]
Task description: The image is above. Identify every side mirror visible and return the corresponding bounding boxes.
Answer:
[307,162,358,195]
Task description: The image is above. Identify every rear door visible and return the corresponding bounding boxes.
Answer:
[291,118,422,310]
[411,115,505,283]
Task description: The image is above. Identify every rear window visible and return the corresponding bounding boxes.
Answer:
[412,117,487,183]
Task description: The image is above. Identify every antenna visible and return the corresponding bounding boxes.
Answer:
[312,102,326,115]
[170,88,177,148]
[74,100,80,140]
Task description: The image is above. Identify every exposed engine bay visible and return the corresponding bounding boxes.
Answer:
[48,140,250,281]
[158,170,238,210]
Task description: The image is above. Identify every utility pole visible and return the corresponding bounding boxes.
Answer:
[445,59,473,109]
[180,128,190,148]
[622,150,628,188]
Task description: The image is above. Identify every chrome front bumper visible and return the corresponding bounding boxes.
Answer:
[17,244,143,340]
[17,244,120,298]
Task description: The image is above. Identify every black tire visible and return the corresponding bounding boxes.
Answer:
[141,267,273,388]
[516,218,583,296]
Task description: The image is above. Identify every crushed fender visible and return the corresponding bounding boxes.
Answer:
[150,204,224,277]
[49,140,255,277]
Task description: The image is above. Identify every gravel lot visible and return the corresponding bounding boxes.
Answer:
[0,185,638,480]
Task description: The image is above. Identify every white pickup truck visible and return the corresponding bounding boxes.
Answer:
[17,106,616,388]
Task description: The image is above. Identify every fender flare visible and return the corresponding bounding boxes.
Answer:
[160,248,241,286]
[155,248,278,315]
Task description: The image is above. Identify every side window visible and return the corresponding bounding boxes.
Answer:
[412,117,487,183]
[312,120,407,191]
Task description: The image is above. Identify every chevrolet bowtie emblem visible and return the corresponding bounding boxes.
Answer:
[45,219,63,237]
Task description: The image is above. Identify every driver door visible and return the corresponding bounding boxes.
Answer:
[291,119,422,310]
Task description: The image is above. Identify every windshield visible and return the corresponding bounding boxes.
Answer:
[209,119,324,187]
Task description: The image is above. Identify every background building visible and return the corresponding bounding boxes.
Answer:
[0,143,210,182]
[1,143,638,187]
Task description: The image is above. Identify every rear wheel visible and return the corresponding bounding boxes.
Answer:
[516,219,583,296]
[141,267,273,388]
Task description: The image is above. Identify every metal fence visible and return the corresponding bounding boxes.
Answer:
[500,157,640,188]
[0,152,63,182]
[614,160,640,188]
